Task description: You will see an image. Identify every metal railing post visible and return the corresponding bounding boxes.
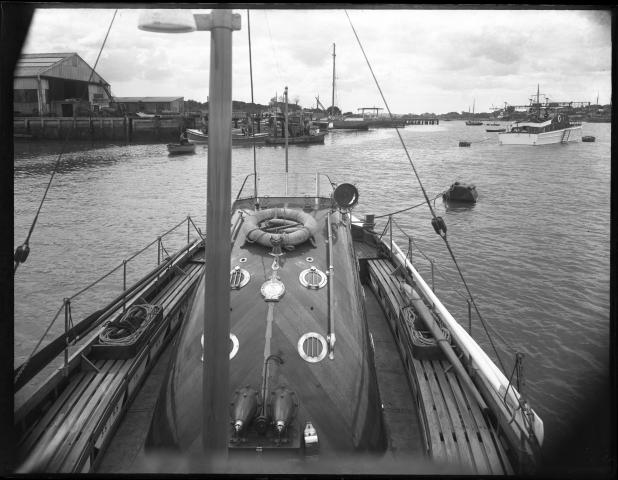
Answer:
[389,215,393,259]
[430,259,435,292]
[63,298,70,377]
[467,298,472,334]
[408,237,413,265]
[187,216,190,244]
[157,237,162,266]
[122,259,127,312]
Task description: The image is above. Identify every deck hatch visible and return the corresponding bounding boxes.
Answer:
[298,333,327,363]
[299,266,327,289]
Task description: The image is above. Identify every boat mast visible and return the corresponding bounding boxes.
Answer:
[331,43,336,119]
[202,9,239,458]
[284,86,289,177]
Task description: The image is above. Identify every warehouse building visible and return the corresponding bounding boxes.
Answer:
[14,52,113,117]
[112,97,185,115]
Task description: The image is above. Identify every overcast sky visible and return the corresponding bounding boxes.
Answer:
[21,6,612,114]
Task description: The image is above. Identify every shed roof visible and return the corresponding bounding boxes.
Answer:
[113,97,184,103]
[15,52,109,86]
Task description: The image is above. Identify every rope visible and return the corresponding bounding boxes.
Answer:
[374,193,442,219]
[13,10,118,276]
[346,10,508,373]
[98,304,160,345]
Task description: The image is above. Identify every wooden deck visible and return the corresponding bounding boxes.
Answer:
[354,239,513,475]
[17,259,204,473]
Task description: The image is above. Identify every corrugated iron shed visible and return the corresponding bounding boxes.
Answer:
[15,52,109,86]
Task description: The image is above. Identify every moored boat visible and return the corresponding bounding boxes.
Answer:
[13,8,544,476]
[498,86,583,145]
[167,142,196,154]
[264,131,327,145]
[186,128,269,145]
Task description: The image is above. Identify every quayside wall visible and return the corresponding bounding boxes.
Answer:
[13,116,194,142]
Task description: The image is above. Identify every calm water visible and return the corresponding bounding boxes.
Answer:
[13,121,611,467]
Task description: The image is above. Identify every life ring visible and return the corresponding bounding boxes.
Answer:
[557,114,563,123]
[243,208,318,247]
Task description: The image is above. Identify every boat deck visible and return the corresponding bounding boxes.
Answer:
[16,258,204,473]
[354,239,513,475]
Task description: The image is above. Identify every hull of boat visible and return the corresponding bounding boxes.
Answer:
[264,132,327,145]
[331,121,369,130]
[498,126,582,145]
[186,129,268,145]
[167,143,196,154]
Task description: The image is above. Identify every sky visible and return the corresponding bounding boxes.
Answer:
[20,6,612,115]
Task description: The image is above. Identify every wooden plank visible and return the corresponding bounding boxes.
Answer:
[432,361,479,474]
[54,359,133,472]
[452,367,512,474]
[43,360,121,471]
[22,360,117,470]
[443,363,508,474]
[18,372,86,458]
[411,357,446,460]
[422,359,461,464]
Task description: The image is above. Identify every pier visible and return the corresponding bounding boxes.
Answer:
[405,116,439,125]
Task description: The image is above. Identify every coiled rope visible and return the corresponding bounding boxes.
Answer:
[345,10,508,373]
[98,304,160,345]
[13,10,118,276]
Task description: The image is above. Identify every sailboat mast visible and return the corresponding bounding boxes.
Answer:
[284,86,289,174]
[331,43,336,118]
[203,9,239,458]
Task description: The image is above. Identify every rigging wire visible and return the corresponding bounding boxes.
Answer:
[13,9,118,276]
[247,10,259,207]
[345,10,508,374]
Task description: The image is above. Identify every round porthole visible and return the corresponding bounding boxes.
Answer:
[201,333,239,361]
[299,266,327,289]
[239,257,248,263]
[297,333,327,363]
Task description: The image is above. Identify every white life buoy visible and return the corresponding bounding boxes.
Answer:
[243,208,318,247]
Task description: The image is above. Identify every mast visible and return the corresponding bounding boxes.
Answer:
[284,86,289,175]
[331,43,336,119]
[202,9,239,459]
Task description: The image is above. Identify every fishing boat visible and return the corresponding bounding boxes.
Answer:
[186,128,268,145]
[498,86,583,146]
[331,117,370,130]
[264,131,327,145]
[167,142,196,154]
[13,9,543,475]
[465,99,483,126]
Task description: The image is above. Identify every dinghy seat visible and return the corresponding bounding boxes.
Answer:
[243,208,318,247]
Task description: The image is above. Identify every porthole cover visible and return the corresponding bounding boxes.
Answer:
[299,266,327,289]
[230,266,250,289]
[201,333,239,361]
[298,333,327,363]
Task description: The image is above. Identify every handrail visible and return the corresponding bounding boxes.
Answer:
[14,216,204,390]
[326,211,335,359]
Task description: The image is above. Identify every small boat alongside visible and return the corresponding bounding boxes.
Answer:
[582,135,596,142]
[167,142,196,154]
[486,128,506,132]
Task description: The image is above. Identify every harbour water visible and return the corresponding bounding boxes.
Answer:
[13,121,611,472]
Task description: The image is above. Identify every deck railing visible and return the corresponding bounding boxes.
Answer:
[14,216,204,391]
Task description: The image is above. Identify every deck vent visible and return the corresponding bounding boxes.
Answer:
[298,333,327,363]
[299,266,327,289]
[230,266,250,289]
